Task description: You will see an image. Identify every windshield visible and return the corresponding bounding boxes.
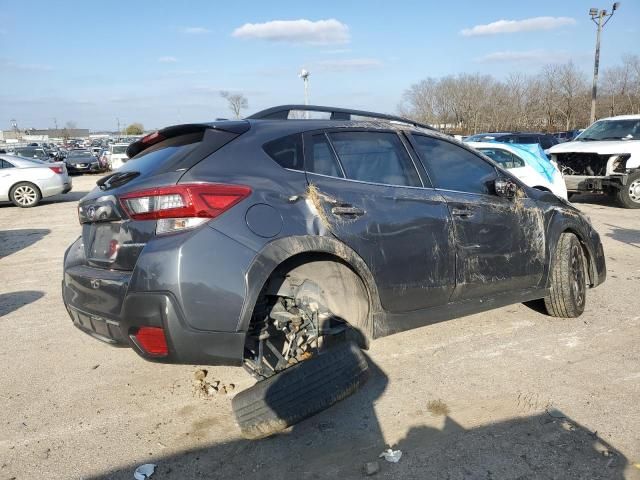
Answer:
[68,150,91,157]
[111,145,128,154]
[576,119,640,141]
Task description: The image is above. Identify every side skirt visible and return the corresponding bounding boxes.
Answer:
[377,287,550,337]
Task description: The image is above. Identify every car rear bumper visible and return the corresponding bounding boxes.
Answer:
[62,281,245,365]
[61,228,255,366]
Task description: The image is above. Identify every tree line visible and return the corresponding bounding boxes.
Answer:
[399,54,640,135]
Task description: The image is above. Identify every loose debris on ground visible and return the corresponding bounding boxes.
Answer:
[133,463,156,479]
[192,369,235,398]
[379,448,402,463]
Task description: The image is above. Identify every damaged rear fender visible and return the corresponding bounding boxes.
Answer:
[237,235,383,340]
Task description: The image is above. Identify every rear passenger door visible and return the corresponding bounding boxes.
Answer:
[302,129,455,313]
[408,134,545,301]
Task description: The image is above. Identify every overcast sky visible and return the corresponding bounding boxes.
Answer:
[1,0,638,131]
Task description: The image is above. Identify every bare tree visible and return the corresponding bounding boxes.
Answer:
[220,91,249,119]
[399,55,638,134]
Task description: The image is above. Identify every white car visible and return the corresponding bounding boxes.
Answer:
[0,155,72,207]
[547,114,640,208]
[108,143,130,170]
[467,142,568,200]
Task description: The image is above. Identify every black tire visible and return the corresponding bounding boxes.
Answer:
[615,171,640,209]
[543,233,587,318]
[10,182,41,208]
[232,341,369,439]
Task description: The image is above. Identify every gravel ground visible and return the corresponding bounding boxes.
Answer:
[0,175,638,479]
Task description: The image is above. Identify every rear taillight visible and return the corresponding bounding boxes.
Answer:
[119,183,251,234]
[132,326,168,356]
[49,166,63,174]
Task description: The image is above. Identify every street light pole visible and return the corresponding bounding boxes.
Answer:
[589,3,620,125]
[299,69,310,118]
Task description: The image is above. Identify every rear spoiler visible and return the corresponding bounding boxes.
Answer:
[126,121,249,158]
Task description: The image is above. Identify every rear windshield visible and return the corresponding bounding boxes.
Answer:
[111,145,128,154]
[116,133,204,175]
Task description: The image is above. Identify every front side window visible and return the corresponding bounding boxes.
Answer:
[263,134,304,171]
[328,131,421,187]
[412,135,497,195]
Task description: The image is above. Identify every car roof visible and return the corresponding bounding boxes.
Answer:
[598,114,640,121]
[0,154,48,167]
[466,141,523,153]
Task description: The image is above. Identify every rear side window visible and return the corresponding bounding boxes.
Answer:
[479,148,525,169]
[0,159,14,168]
[328,131,421,187]
[263,134,304,170]
[412,135,497,195]
[309,134,343,177]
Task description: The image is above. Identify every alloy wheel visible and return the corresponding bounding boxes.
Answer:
[13,185,37,206]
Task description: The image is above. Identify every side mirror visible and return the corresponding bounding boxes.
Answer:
[494,178,518,199]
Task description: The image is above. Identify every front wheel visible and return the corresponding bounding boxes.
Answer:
[615,171,640,209]
[10,182,41,208]
[543,233,587,318]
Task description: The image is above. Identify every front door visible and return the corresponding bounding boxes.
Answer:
[408,134,545,301]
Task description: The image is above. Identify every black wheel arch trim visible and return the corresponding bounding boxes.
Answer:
[237,235,383,338]
[544,210,603,288]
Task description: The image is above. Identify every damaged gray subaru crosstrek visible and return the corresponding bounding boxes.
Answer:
[62,105,606,438]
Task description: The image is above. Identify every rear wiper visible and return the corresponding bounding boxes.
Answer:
[97,171,140,190]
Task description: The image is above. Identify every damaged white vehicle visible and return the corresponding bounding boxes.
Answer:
[548,115,640,208]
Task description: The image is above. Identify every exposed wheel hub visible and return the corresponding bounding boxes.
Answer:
[244,281,346,380]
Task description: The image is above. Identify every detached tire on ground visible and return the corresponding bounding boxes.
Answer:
[544,232,587,318]
[232,341,369,439]
[615,171,640,209]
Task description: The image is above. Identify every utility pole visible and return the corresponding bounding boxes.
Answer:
[589,3,620,125]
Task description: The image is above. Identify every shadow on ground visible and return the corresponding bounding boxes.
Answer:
[570,193,618,208]
[604,224,640,249]
[0,290,44,317]
[40,190,90,204]
[90,357,629,480]
[0,228,50,258]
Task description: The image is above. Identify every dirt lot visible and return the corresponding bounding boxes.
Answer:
[0,174,638,479]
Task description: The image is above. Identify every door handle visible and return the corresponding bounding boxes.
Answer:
[331,205,365,216]
[451,208,474,218]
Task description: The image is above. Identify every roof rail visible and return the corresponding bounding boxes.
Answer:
[247,104,435,131]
